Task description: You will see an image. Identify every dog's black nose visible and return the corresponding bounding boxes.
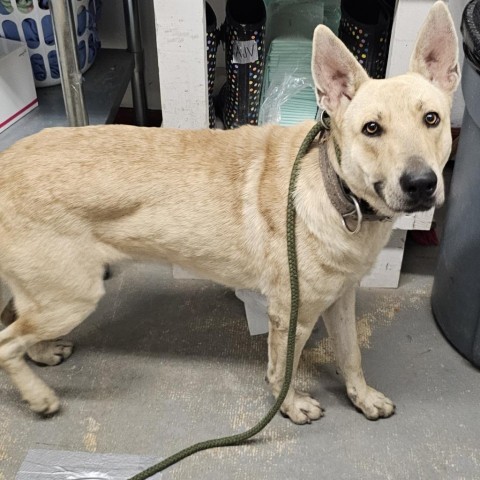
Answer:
[400,169,437,202]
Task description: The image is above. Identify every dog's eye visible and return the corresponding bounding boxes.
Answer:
[424,112,440,127]
[362,122,382,136]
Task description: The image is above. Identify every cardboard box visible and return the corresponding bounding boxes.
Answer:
[0,38,38,134]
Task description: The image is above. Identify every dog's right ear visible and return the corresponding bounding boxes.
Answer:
[409,1,460,95]
[312,25,369,118]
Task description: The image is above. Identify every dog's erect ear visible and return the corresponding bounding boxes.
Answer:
[409,1,460,95]
[311,25,369,116]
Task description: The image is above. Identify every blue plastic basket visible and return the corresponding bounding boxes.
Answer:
[0,0,101,87]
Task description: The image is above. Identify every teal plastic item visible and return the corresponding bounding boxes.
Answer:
[259,38,317,125]
[259,0,340,125]
[259,1,340,126]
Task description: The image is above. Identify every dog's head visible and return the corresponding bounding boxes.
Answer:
[312,1,460,216]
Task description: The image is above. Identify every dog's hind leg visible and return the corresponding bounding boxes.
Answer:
[322,286,395,420]
[1,297,74,366]
[0,257,105,414]
[267,300,324,424]
[0,287,103,414]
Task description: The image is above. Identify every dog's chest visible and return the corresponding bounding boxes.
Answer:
[297,220,394,299]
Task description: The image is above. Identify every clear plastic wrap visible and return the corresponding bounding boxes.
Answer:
[16,449,163,480]
[259,71,317,125]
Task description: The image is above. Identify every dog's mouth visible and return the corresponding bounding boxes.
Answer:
[399,199,437,213]
[373,181,437,214]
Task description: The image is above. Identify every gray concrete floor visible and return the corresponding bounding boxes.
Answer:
[1,188,480,479]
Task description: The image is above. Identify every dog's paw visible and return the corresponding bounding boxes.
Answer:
[27,339,74,366]
[24,385,60,416]
[348,385,395,420]
[280,390,325,425]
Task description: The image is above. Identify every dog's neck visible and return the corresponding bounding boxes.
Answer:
[319,131,391,232]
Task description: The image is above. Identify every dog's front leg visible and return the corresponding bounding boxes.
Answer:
[267,300,324,424]
[323,286,395,420]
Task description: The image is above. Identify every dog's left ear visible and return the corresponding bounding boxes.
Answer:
[409,1,460,95]
[311,25,369,117]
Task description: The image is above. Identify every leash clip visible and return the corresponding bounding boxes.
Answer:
[341,195,363,234]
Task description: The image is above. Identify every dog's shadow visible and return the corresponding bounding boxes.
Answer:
[71,263,268,364]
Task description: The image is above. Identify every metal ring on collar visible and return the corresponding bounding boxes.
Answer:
[318,109,331,130]
[341,195,363,234]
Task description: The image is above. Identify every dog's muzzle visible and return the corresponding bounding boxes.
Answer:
[399,167,438,212]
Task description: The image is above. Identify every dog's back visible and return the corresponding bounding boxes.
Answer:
[0,122,313,289]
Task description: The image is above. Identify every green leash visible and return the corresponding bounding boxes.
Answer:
[128,121,325,480]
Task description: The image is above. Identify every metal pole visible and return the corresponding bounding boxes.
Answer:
[123,0,148,126]
[49,0,89,126]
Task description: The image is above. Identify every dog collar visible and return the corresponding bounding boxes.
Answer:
[316,114,391,234]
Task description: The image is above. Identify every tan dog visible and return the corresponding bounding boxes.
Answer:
[0,2,459,424]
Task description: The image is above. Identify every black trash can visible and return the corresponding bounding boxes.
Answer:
[431,0,480,367]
